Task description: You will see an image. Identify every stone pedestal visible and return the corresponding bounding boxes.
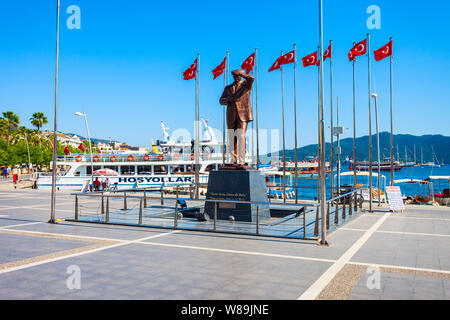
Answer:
[204,168,271,222]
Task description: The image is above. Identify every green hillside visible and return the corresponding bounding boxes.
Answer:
[268,132,450,164]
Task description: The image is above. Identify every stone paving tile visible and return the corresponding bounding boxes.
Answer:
[349,271,449,300]
[7,221,168,241]
[0,232,94,264]
[338,214,383,230]
[351,232,450,271]
[379,217,450,235]
[0,242,332,300]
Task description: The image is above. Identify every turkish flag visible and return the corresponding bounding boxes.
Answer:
[349,39,367,61]
[212,57,226,80]
[302,52,319,67]
[64,146,70,156]
[374,40,393,61]
[280,51,295,65]
[78,143,85,152]
[183,58,198,80]
[241,52,255,74]
[268,56,283,72]
[323,43,332,61]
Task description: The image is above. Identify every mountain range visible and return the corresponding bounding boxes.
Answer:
[267,132,450,164]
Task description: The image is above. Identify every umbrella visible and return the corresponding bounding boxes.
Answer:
[93,168,119,176]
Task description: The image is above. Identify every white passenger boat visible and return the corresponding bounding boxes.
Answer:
[36,120,255,191]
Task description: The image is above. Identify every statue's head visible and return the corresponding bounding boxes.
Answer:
[231,69,243,83]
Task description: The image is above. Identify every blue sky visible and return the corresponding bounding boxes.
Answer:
[1,0,450,150]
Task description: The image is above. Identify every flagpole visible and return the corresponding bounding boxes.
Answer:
[352,45,357,191]
[293,44,298,204]
[390,37,394,186]
[318,0,327,245]
[317,46,321,203]
[50,0,60,224]
[337,96,341,190]
[281,50,286,203]
[194,53,200,199]
[329,40,334,196]
[223,51,229,166]
[367,33,373,213]
[255,48,260,170]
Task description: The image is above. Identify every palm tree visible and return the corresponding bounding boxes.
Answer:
[30,112,48,132]
[1,111,20,147]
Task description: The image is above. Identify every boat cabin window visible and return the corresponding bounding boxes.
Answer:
[154,165,167,175]
[104,166,118,172]
[86,166,102,175]
[205,164,216,172]
[138,166,152,175]
[186,164,201,172]
[171,165,185,174]
[121,165,135,175]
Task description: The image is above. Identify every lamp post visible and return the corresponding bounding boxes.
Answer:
[75,112,95,186]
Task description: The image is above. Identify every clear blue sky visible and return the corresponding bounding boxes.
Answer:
[1,0,450,151]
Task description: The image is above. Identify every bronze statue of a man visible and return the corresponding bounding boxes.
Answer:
[219,69,254,166]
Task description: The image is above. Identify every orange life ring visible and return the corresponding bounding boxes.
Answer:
[93,155,100,162]
[173,153,181,161]
[75,156,82,163]
[110,156,117,162]
[144,154,151,161]
[128,155,134,162]
[158,154,164,161]
[190,153,196,161]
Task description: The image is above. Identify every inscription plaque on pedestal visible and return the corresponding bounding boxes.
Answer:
[204,169,271,222]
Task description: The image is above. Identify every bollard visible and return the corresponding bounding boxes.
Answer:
[256,205,260,235]
[138,199,143,226]
[144,190,147,208]
[314,205,319,237]
[326,202,330,231]
[213,202,217,232]
[334,201,339,225]
[105,196,110,223]
[75,195,79,221]
[342,201,346,220]
[124,192,127,212]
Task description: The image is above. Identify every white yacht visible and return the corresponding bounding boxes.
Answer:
[36,119,255,191]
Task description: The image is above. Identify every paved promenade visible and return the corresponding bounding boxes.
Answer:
[0,189,449,300]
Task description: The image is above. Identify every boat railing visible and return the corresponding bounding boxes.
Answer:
[56,153,229,163]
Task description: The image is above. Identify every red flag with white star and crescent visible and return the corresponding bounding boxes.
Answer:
[374,40,393,62]
[183,58,198,80]
[280,51,295,65]
[348,39,367,61]
[212,56,226,80]
[268,55,283,72]
[241,52,255,74]
[302,52,319,67]
[323,43,332,61]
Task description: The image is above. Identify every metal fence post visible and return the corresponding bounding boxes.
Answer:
[105,196,109,223]
[213,202,217,232]
[174,199,178,229]
[303,207,306,239]
[138,198,143,226]
[161,188,164,206]
[334,201,339,225]
[256,205,260,235]
[359,189,363,210]
[326,201,330,231]
[124,192,127,212]
[144,190,147,208]
[349,196,353,216]
[354,191,358,212]
[75,195,78,221]
[101,193,104,215]
[342,201,346,220]
[314,205,319,237]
